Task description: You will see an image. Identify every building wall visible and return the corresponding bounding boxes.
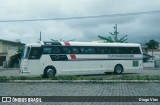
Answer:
[0,42,2,52]
[147,50,160,68]
[148,49,160,60]
[4,43,19,60]
[0,41,24,67]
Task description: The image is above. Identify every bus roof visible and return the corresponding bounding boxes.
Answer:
[26,41,141,47]
[64,42,140,47]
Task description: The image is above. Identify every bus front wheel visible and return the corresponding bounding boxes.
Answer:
[114,65,123,74]
[43,66,56,78]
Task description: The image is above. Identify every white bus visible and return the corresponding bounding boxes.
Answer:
[20,41,143,77]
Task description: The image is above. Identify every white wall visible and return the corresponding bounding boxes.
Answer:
[143,60,155,68]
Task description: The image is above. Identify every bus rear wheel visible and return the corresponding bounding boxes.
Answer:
[114,65,123,74]
[43,66,56,78]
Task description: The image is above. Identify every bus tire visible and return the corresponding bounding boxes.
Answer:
[114,64,123,74]
[43,66,56,78]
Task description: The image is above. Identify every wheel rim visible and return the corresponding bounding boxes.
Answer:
[116,66,122,73]
[47,69,54,77]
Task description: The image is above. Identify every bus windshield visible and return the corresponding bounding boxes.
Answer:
[28,47,42,59]
[23,47,30,59]
[22,47,42,59]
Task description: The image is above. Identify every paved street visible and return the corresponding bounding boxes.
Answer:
[0,82,160,105]
[0,68,160,104]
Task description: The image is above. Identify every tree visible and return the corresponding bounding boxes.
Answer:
[9,48,24,67]
[98,24,128,43]
[145,39,159,49]
[145,39,159,60]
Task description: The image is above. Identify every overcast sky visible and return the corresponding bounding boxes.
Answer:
[0,0,160,44]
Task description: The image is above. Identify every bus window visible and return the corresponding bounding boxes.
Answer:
[80,47,87,54]
[97,47,104,54]
[79,47,96,54]
[118,47,127,54]
[43,47,52,54]
[118,47,141,54]
[97,47,114,54]
[23,47,30,59]
[43,46,61,54]
[133,47,141,54]
[109,47,119,54]
[87,47,96,54]
[52,47,61,54]
[71,47,80,54]
[29,47,42,59]
[62,47,71,54]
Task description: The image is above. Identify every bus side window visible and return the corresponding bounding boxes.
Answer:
[130,48,134,54]
[43,47,52,54]
[128,47,135,54]
[88,47,96,54]
[29,47,42,59]
[71,47,80,54]
[52,47,61,54]
[62,47,71,54]
[133,47,141,54]
[80,47,87,54]
[119,47,127,54]
[109,47,116,54]
[97,47,109,54]
[97,47,105,54]
[118,47,123,54]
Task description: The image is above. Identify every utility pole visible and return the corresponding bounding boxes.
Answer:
[152,45,153,60]
[40,31,41,41]
[109,24,118,42]
[114,24,118,42]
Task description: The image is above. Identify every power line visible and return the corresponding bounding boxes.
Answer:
[0,5,50,9]
[0,10,160,23]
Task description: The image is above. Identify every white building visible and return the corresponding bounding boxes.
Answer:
[141,42,160,68]
[0,39,25,67]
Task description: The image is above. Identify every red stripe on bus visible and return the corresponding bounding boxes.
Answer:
[70,54,76,59]
[64,42,70,46]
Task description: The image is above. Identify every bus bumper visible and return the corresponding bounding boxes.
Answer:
[20,66,31,76]
[20,70,31,76]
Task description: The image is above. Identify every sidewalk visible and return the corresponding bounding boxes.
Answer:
[0,68,20,76]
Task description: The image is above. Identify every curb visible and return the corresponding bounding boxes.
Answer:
[3,80,160,83]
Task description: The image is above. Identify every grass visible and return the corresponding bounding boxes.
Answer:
[0,75,160,82]
[0,76,104,82]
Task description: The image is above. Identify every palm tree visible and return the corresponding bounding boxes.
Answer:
[98,24,128,43]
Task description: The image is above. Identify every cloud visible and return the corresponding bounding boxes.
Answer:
[0,0,160,44]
